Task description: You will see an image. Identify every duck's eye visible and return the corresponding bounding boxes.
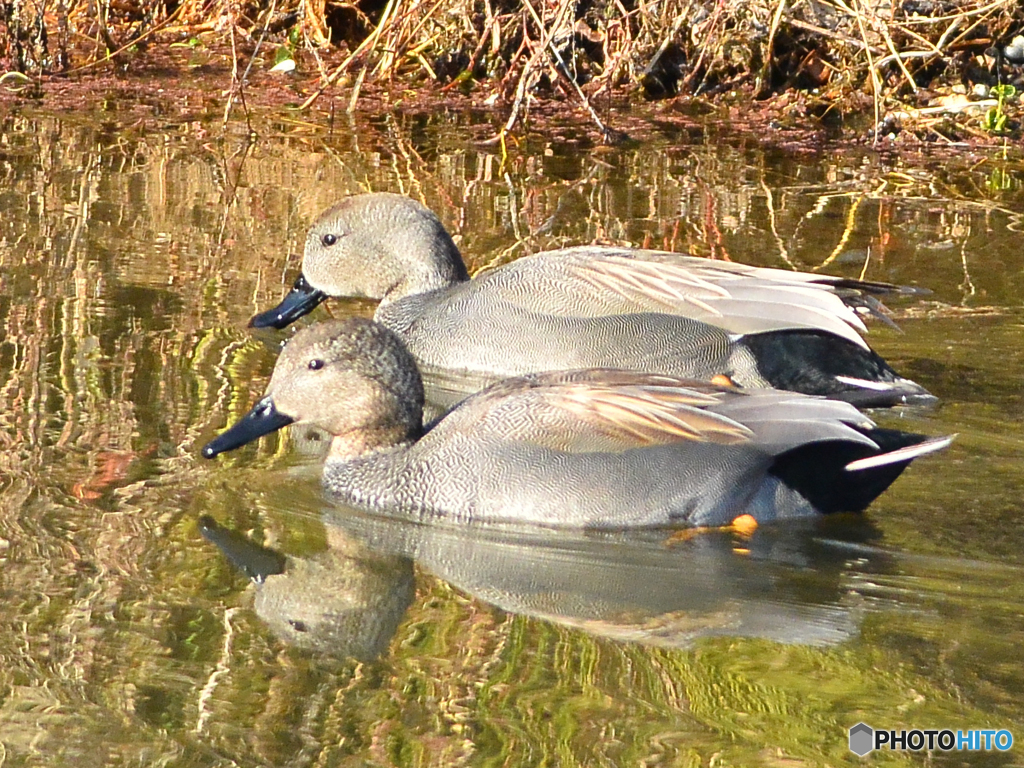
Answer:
[288,620,308,633]
[308,358,325,371]
[321,233,338,247]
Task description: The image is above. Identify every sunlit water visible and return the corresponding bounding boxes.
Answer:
[1,105,1023,766]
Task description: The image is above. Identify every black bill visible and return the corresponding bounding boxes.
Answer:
[202,396,295,458]
[249,274,328,329]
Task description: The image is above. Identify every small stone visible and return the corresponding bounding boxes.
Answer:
[1004,35,1024,63]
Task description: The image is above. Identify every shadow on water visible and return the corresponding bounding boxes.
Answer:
[0,107,1023,765]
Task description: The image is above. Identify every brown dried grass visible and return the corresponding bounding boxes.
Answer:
[1,0,1021,138]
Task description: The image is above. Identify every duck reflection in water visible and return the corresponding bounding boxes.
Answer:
[199,515,415,661]
[200,511,895,661]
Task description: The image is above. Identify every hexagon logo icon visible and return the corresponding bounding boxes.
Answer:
[849,722,874,756]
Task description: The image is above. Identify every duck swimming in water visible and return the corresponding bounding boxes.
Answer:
[204,318,950,529]
[250,193,933,408]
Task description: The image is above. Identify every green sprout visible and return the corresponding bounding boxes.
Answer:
[981,84,1016,134]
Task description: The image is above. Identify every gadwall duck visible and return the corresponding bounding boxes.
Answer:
[203,318,951,529]
[250,193,933,408]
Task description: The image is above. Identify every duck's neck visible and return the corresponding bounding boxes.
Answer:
[378,236,470,306]
[328,424,421,462]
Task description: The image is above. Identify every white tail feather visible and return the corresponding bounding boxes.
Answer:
[834,375,897,391]
[845,435,955,472]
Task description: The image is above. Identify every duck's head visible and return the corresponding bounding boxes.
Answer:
[250,194,469,329]
[203,318,425,459]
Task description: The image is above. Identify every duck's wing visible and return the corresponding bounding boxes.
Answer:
[421,370,877,455]
[704,389,952,468]
[564,251,876,347]
[486,248,915,349]
[705,390,880,453]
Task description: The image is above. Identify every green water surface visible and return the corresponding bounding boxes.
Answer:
[1,106,1023,767]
